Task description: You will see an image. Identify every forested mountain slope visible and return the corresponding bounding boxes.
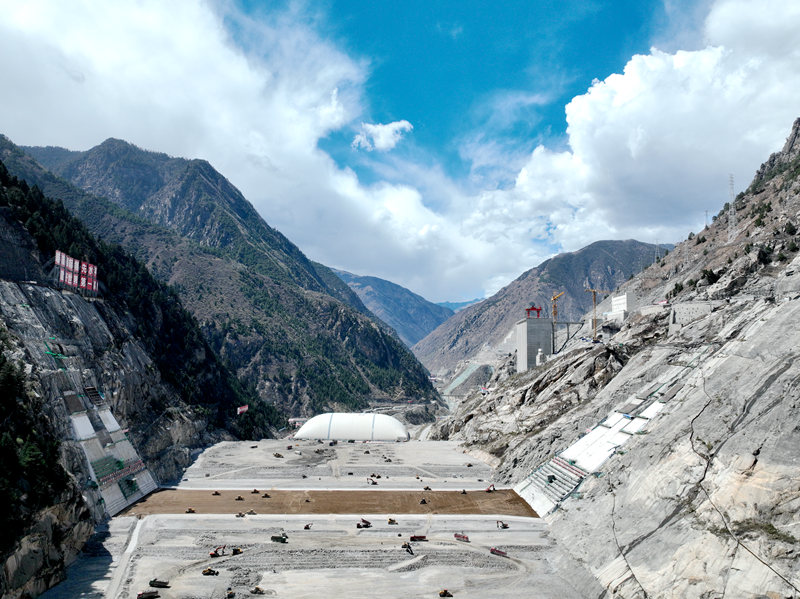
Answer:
[2,137,437,416]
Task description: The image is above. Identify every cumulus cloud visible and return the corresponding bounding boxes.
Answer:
[0,0,799,303]
[352,120,414,151]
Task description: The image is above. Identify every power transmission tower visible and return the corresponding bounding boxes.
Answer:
[728,174,737,242]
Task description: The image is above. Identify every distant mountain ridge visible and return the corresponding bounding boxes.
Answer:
[333,269,454,347]
[436,298,482,312]
[4,136,437,416]
[413,239,668,375]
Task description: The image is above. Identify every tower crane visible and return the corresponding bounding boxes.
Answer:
[585,288,610,341]
[551,292,564,321]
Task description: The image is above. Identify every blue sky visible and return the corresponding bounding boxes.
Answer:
[316,1,666,185]
[1,0,798,301]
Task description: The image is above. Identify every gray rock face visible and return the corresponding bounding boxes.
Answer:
[0,280,226,597]
[437,119,800,597]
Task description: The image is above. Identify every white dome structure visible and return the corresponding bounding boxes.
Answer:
[294,413,409,442]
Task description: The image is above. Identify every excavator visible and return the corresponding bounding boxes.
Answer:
[439,590,454,597]
[485,484,496,493]
[387,518,398,525]
[232,547,243,555]
[496,520,509,529]
[356,518,372,529]
[209,545,226,557]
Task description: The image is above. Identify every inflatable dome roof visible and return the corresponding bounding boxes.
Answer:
[294,412,409,442]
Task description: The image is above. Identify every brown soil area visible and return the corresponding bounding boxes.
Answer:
[122,489,538,518]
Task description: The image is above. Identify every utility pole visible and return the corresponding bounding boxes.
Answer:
[585,288,610,341]
[728,174,737,242]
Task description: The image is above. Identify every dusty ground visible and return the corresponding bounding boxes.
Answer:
[41,440,604,598]
[123,488,536,517]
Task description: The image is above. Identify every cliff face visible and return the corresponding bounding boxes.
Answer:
[0,163,235,598]
[435,119,800,597]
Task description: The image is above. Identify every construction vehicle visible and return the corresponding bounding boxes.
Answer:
[209,545,226,557]
[366,477,378,485]
[250,587,265,595]
[236,512,246,518]
[387,518,398,525]
[490,547,508,557]
[460,489,467,495]
[251,488,259,494]
[202,567,219,576]
[485,484,496,492]
[149,579,169,588]
[232,547,243,555]
[401,542,414,555]
[246,509,257,515]
[410,535,427,542]
[235,495,244,501]
[454,533,470,543]
[419,498,427,505]
[212,490,221,496]
[270,532,288,543]
[185,507,195,513]
[226,587,235,598]
[496,520,509,529]
[304,523,312,530]
[356,518,372,529]
[439,590,454,597]
[423,485,431,491]
[137,592,159,599]
[273,452,283,458]
[262,493,270,498]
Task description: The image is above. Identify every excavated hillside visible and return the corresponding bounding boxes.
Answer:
[435,118,800,597]
[0,163,241,598]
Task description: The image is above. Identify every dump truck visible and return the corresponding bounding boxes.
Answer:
[489,547,508,557]
[271,532,288,543]
[137,592,159,599]
[454,533,470,543]
[149,579,169,588]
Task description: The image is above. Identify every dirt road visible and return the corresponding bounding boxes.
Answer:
[122,488,537,517]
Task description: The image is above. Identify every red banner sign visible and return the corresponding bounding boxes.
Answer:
[55,250,99,292]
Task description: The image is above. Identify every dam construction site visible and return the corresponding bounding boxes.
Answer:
[40,440,599,599]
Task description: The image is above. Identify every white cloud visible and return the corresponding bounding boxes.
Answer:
[0,0,799,303]
[352,120,413,151]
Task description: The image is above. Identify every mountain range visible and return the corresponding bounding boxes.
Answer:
[413,239,668,376]
[2,137,437,417]
[332,268,454,347]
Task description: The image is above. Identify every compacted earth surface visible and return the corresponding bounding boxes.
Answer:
[40,440,603,598]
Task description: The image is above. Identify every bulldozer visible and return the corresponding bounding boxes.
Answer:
[202,567,219,576]
[212,490,221,496]
[149,579,169,588]
[250,587,265,595]
[232,547,243,555]
[439,590,454,597]
[387,518,398,525]
[185,507,196,513]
